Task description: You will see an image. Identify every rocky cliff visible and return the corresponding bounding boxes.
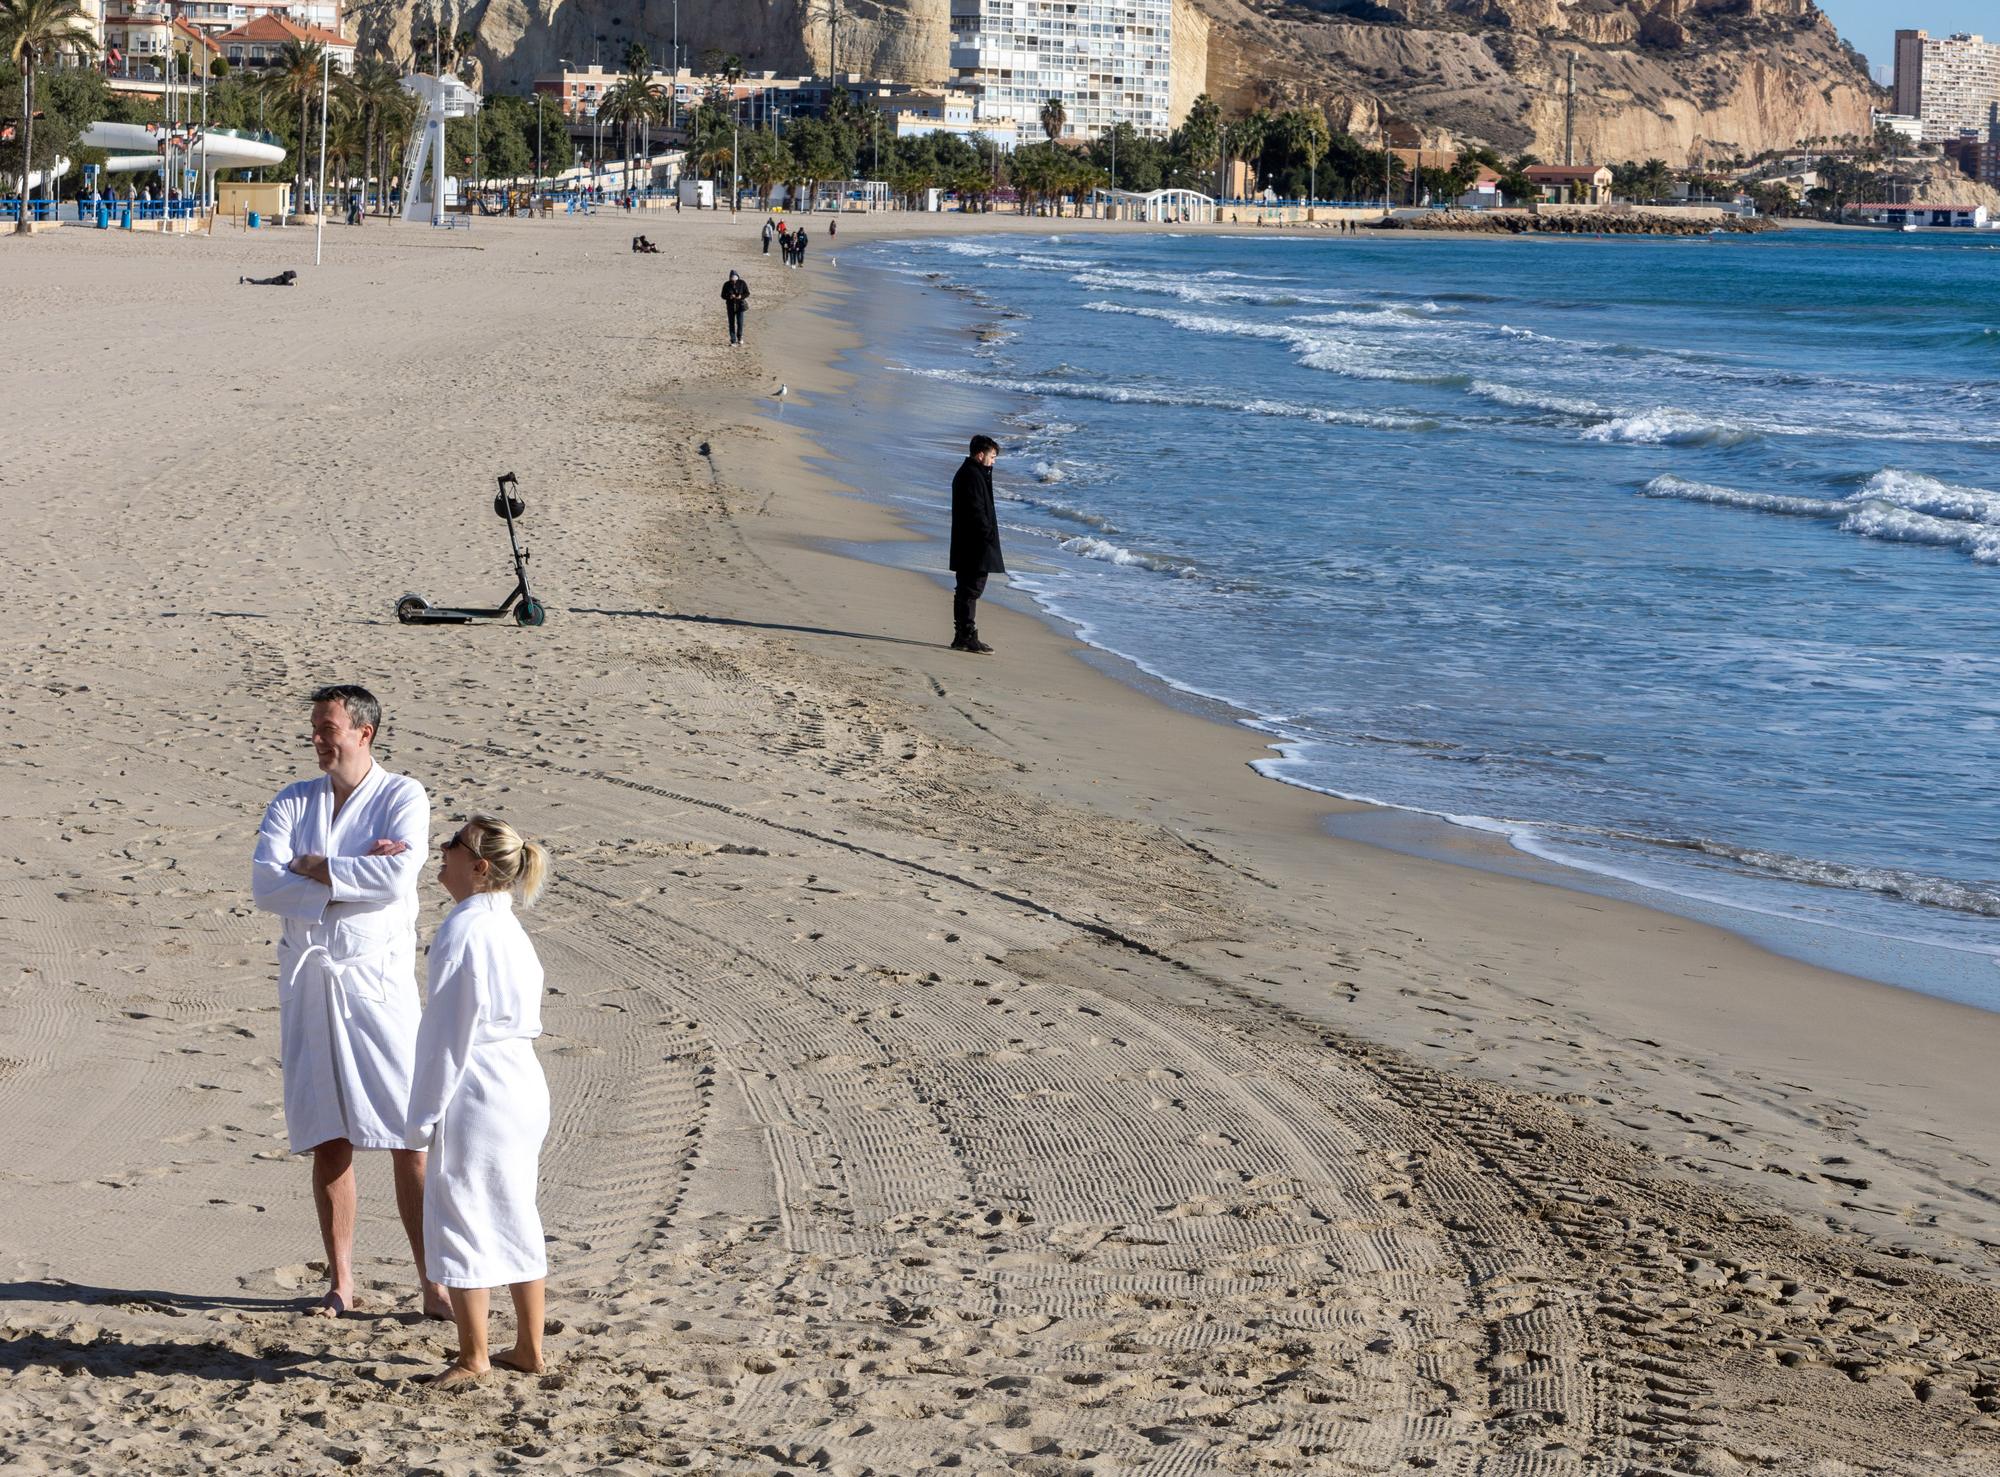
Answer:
[1199,0,1880,166]
[350,0,1878,168]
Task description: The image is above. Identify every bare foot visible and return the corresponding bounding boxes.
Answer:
[306,1289,356,1319]
[420,1287,453,1321]
[433,1362,487,1389]
[492,1349,544,1374]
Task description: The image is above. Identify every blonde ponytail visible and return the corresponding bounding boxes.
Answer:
[463,814,550,906]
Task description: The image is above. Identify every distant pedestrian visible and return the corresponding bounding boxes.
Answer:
[721,269,749,345]
[793,227,808,267]
[948,434,1004,653]
[762,218,773,254]
[827,218,836,238]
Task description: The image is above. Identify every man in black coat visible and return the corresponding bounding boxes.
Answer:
[721,270,749,345]
[949,434,1004,653]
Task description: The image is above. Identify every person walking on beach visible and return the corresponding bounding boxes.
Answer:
[949,435,1005,653]
[721,269,749,345]
[794,227,809,267]
[762,217,774,254]
[251,685,449,1320]
[408,814,553,1388]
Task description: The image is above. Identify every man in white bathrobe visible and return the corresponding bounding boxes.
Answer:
[251,684,449,1319]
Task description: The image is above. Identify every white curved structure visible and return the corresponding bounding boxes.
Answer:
[81,121,287,178]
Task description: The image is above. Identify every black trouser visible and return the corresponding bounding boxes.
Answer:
[953,571,987,638]
[726,303,745,343]
[762,235,771,253]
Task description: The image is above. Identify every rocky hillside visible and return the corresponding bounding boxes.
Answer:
[352,0,1878,168]
[1202,0,1881,166]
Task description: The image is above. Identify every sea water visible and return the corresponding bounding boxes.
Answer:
[792,227,2000,1009]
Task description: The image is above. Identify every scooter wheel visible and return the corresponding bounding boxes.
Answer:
[515,598,546,627]
[395,593,429,623]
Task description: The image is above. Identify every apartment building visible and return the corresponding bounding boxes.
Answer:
[948,0,1207,141]
[1893,30,2000,140]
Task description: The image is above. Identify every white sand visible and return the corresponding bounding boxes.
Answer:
[2,210,1998,1475]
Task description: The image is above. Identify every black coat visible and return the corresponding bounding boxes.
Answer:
[721,277,749,306]
[949,456,1004,574]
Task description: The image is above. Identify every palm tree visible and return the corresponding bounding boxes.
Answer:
[1225,110,1270,198]
[347,57,402,214]
[259,39,327,213]
[1,0,97,231]
[598,70,663,193]
[1039,96,1065,143]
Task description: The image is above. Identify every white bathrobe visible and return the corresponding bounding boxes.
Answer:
[409,890,549,1289]
[251,762,430,1154]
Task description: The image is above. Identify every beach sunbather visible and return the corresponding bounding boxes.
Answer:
[409,814,553,1388]
[240,270,300,287]
[250,686,448,1321]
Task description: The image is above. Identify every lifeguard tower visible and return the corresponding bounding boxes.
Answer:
[398,73,479,225]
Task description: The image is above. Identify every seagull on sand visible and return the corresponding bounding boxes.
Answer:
[773,385,788,399]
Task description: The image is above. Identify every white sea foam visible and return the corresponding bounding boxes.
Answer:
[1853,468,2000,523]
[1468,379,1609,417]
[1640,476,1835,517]
[892,363,1438,431]
[1032,459,1066,484]
[1842,503,2000,563]
[1642,473,2000,564]
[1058,535,1195,576]
[1582,409,1760,447]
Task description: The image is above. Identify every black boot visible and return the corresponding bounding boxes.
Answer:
[959,627,994,654]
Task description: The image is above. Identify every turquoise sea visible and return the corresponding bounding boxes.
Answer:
[795,227,2000,1010]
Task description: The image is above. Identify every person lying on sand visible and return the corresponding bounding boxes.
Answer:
[408,815,554,1388]
[250,685,451,1322]
[631,236,660,254]
[240,270,299,286]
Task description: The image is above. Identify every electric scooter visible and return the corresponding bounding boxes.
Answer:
[395,473,546,626]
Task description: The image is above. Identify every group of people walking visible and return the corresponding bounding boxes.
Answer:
[252,686,552,1388]
[762,215,824,268]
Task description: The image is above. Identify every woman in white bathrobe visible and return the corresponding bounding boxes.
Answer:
[409,813,552,1387]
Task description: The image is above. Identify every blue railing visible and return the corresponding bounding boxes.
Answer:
[0,197,65,222]
[4,196,205,223]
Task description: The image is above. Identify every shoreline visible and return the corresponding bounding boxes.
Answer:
[5,213,1999,1472]
[774,227,2000,1012]
[732,219,2000,1264]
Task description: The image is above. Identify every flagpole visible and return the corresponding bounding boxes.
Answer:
[314,47,330,265]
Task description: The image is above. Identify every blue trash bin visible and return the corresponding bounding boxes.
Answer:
[96,203,109,229]
[120,204,132,229]
[247,209,260,229]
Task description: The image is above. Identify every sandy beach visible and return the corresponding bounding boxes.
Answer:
[4,209,2000,1475]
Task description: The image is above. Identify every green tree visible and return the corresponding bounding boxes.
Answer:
[347,57,403,212]
[597,68,663,191]
[258,39,328,210]
[1170,92,1222,194]
[1038,95,1065,143]
[0,0,95,228]
[1274,106,1330,201]
[738,124,791,203]
[1224,109,1271,197]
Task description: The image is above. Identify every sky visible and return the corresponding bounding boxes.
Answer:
[1818,0,1990,81]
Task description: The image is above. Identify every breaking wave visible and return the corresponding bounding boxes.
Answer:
[1642,471,2000,564]
[1057,535,1196,576]
[893,363,1439,431]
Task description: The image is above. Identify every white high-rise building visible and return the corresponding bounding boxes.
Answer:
[949,0,1178,141]
[1894,30,2000,140]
